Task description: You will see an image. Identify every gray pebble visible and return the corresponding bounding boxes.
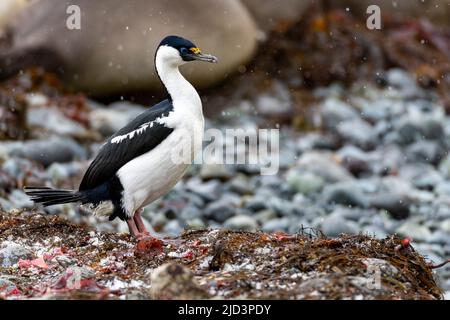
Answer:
[163,220,183,236]
[336,118,377,150]
[369,193,410,219]
[386,69,418,91]
[253,209,278,224]
[266,197,296,216]
[28,107,88,137]
[406,140,445,165]
[224,215,258,232]
[255,81,292,117]
[427,230,450,246]
[185,178,221,202]
[204,200,236,223]
[179,205,202,221]
[321,213,359,237]
[286,170,324,195]
[262,217,290,233]
[322,182,368,208]
[320,98,358,131]
[8,137,87,167]
[228,174,254,195]
[244,197,268,212]
[8,189,34,209]
[396,221,432,242]
[0,242,33,267]
[89,102,146,136]
[297,151,354,183]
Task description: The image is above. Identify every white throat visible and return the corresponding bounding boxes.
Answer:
[155,46,202,114]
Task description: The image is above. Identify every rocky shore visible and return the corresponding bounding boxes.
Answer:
[0,210,442,299]
[1,7,450,300]
[0,66,449,299]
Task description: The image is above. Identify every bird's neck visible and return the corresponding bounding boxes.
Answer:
[156,60,202,116]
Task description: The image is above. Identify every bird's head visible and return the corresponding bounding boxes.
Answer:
[156,35,218,68]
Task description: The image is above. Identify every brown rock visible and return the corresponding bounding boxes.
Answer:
[149,262,209,300]
[0,0,28,30]
[0,0,258,96]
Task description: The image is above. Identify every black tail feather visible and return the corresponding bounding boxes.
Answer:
[24,187,88,207]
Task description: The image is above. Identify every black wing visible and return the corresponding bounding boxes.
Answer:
[79,99,174,191]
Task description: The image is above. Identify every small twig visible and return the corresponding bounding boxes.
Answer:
[428,259,450,270]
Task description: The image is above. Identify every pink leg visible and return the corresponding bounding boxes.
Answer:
[127,210,157,240]
[126,218,140,238]
[129,210,180,246]
[133,210,150,235]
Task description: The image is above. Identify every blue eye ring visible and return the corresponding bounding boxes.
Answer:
[180,47,188,54]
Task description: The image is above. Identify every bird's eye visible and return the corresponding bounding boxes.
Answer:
[180,47,188,54]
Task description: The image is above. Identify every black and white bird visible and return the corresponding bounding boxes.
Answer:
[24,35,218,239]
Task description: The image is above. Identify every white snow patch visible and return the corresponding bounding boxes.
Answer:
[167,250,191,259]
[106,278,146,291]
[199,256,213,269]
[223,258,255,272]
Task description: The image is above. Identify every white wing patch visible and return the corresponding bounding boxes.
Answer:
[110,113,171,144]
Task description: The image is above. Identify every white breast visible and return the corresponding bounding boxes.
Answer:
[117,46,205,217]
[117,115,204,217]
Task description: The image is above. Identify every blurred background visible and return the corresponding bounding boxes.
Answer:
[0,0,449,294]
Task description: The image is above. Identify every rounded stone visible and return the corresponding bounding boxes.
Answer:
[286,170,324,195]
[320,213,359,237]
[322,182,369,208]
[396,221,432,242]
[224,215,258,232]
[261,217,290,233]
[0,242,33,267]
[2,0,258,96]
[204,200,236,223]
[0,0,27,29]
